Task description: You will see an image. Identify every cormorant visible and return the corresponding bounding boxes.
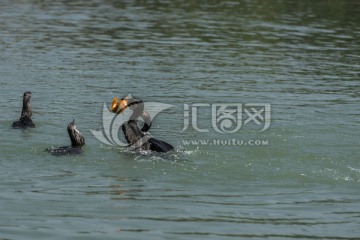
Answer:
[110,95,174,153]
[12,91,35,129]
[47,120,85,155]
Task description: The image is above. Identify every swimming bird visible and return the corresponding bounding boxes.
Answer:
[12,91,35,129]
[110,95,174,153]
[47,120,85,155]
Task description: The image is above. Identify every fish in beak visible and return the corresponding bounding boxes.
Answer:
[110,97,128,114]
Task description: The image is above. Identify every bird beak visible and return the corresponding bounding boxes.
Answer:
[110,97,128,114]
[68,119,76,130]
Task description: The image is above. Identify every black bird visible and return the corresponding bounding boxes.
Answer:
[12,91,35,129]
[110,95,174,153]
[47,120,85,155]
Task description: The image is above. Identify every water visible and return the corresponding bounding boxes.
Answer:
[1,0,359,239]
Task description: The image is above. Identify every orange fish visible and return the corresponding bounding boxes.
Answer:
[110,97,128,114]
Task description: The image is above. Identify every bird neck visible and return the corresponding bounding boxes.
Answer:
[127,98,152,132]
[21,98,32,119]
